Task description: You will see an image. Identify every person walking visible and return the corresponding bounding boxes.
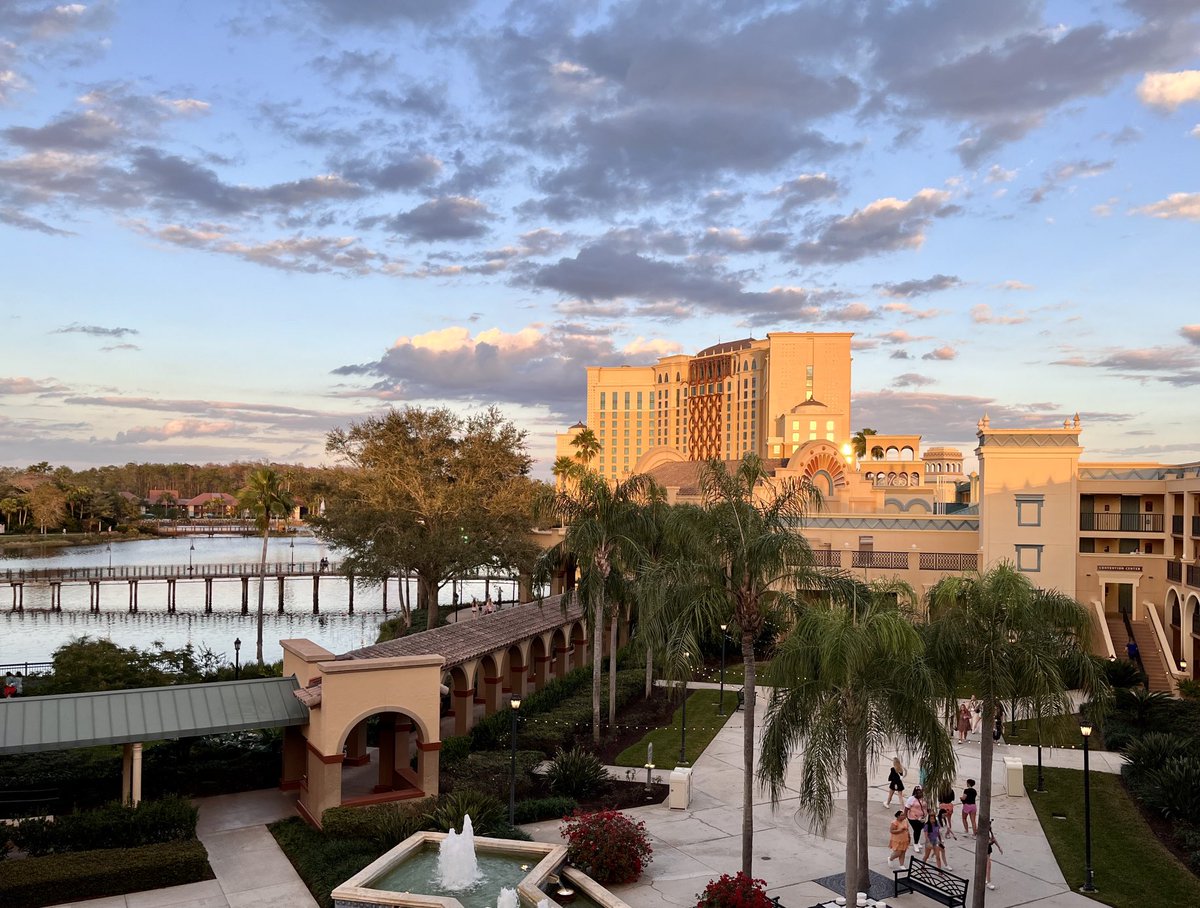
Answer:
[885,757,905,808]
[967,695,982,734]
[960,779,978,836]
[938,786,957,840]
[956,702,972,745]
[905,785,929,853]
[986,820,1003,890]
[887,810,911,872]
[924,814,950,871]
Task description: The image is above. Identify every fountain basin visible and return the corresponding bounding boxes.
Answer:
[332,832,631,908]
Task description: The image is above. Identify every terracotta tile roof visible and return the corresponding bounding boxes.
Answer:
[645,458,789,495]
[341,594,585,668]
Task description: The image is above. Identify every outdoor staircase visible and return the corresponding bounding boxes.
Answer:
[1108,616,1175,694]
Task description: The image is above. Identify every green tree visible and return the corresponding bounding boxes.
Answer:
[637,454,821,876]
[570,428,601,469]
[926,562,1106,908]
[758,583,954,901]
[40,637,216,693]
[316,406,541,632]
[851,427,878,459]
[29,482,66,534]
[552,455,582,488]
[238,467,295,664]
[540,470,661,742]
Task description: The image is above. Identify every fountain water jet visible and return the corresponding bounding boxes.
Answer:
[437,814,481,890]
[497,887,518,908]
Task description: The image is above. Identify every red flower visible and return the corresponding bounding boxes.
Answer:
[695,871,775,908]
[560,809,654,885]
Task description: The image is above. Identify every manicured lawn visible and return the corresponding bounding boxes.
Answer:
[1005,713,1105,749]
[1024,766,1200,908]
[614,689,732,770]
[691,660,770,686]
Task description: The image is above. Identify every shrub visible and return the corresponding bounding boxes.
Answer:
[0,840,211,908]
[440,750,544,798]
[1113,688,1173,730]
[1178,678,1200,701]
[11,797,198,856]
[1122,732,1192,781]
[1103,658,1145,690]
[696,871,775,908]
[1136,756,1200,821]
[269,818,387,908]
[439,735,471,764]
[560,809,652,884]
[513,796,577,825]
[547,747,609,800]
[320,799,432,847]
[424,790,506,837]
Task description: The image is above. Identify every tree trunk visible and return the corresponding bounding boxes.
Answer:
[741,633,756,877]
[971,699,996,908]
[844,728,861,903]
[592,594,603,744]
[608,609,618,727]
[645,646,653,699]
[422,572,440,630]
[856,756,870,894]
[256,526,268,664]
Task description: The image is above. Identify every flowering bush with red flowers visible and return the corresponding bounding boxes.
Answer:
[560,809,653,884]
[695,871,775,908]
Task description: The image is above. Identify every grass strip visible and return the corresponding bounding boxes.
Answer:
[1005,712,1105,749]
[1024,765,1200,908]
[614,689,731,770]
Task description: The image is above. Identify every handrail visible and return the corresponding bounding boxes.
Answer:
[1144,602,1185,696]
[1091,600,1116,660]
[1120,608,1148,687]
[1,561,342,582]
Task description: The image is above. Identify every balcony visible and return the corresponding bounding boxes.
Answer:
[851,550,909,570]
[1079,512,1163,533]
[1168,560,1182,582]
[1174,515,1184,535]
[1190,564,1200,588]
[1194,516,1200,537]
[919,552,979,572]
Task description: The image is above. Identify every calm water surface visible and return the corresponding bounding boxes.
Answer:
[0,535,515,665]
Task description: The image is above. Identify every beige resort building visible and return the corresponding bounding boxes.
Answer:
[557,331,1200,692]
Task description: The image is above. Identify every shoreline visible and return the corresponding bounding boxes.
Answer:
[0,530,149,553]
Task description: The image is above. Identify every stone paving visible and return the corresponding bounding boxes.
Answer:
[526,693,1118,907]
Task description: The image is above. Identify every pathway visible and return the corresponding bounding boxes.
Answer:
[526,691,1122,907]
[48,789,315,908]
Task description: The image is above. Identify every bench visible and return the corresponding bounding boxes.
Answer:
[893,856,968,907]
[736,687,745,711]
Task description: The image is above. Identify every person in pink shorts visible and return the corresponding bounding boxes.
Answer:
[960,778,978,836]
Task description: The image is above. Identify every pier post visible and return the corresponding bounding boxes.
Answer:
[128,579,137,613]
[50,581,61,611]
[167,579,175,613]
[277,576,285,614]
[240,576,249,615]
[90,580,100,612]
[10,583,22,613]
[204,578,213,614]
[382,580,388,614]
[347,576,354,615]
[312,574,319,615]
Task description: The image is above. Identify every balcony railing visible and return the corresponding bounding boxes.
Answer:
[1168,560,1182,582]
[1173,515,1184,534]
[1079,512,1163,533]
[1189,564,1200,588]
[812,549,841,568]
[1194,516,1200,537]
[851,550,909,570]
[920,552,979,572]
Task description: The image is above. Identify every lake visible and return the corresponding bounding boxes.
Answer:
[0,535,519,667]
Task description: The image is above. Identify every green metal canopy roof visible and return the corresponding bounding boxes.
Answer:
[0,677,309,755]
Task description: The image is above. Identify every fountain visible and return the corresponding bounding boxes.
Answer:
[438,814,481,890]
[497,888,519,908]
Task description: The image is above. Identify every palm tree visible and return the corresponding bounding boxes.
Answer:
[540,470,660,742]
[926,562,1106,908]
[237,467,296,664]
[570,428,601,469]
[851,427,878,459]
[638,454,821,877]
[552,455,582,493]
[758,581,955,902]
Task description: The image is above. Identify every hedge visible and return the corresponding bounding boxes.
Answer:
[0,840,212,908]
[11,796,198,855]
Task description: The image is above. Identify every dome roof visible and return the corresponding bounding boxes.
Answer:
[922,446,963,460]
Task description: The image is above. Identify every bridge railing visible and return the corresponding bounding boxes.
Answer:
[2,561,342,582]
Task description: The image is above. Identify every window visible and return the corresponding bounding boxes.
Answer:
[1016,494,1044,527]
[624,392,630,409]
[1015,544,1043,572]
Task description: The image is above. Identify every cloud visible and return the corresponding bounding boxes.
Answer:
[293,0,473,28]
[1182,325,1200,345]
[339,151,442,190]
[922,345,957,360]
[1053,343,1200,386]
[875,274,962,298]
[386,196,496,241]
[881,302,942,320]
[1027,159,1114,204]
[767,173,841,213]
[623,337,682,357]
[54,323,138,338]
[695,227,788,255]
[971,304,1028,325]
[893,372,936,387]
[791,189,958,264]
[851,390,1078,440]
[101,343,140,352]
[876,330,931,345]
[0,207,74,235]
[985,165,1016,183]
[114,419,241,444]
[995,279,1034,291]
[0,376,66,395]
[1137,70,1200,110]
[1131,192,1200,220]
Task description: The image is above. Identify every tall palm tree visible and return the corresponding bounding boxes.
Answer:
[540,471,660,742]
[552,455,582,492]
[638,454,821,877]
[851,427,878,459]
[926,562,1106,908]
[758,581,955,902]
[570,428,601,469]
[238,467,296,664]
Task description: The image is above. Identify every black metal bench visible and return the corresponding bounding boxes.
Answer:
[736,687,745,711]
[893,856,968,907]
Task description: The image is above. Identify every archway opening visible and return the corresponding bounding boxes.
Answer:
[339,709,432,807]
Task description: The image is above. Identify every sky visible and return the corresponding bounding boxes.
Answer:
[2,0,1199,478]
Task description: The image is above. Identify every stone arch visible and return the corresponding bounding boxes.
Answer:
[550,626,570,680]
[507,643,528,699]
[529,634,551,689]
[906,498,932,512]
[448,662,479,737]
[887,471,898,485]
[335,706,436,807]
[1168,588,1182,663]
[901,446,915,460]
[1188,593,1200,678]
[570,620,589,670]
[479,651,506,716]
[910,472,920,485]
[885,446,900,461]
[870,445,884,460]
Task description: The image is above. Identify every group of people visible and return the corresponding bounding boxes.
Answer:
[2,674,23,698]
[954,695,1006,746]
[885,758,1002,891]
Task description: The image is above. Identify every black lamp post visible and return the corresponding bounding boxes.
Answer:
[508,696,522,825]
[718,624,728,716]
[1182,658,1189,677]
[1035,735,1046,792]
[189,541,195,574]
[289,538,295,570]
[106,543,112,572]
[678,651,690,766]
[1080,719,1096,892]
[234,638,241,680]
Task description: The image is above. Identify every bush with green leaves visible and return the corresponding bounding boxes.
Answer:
[439,735,470,764]
[1178,678,1200,701]
[1102,658,1145,690]
[513,796,577,824]
[1133,756,1200,821]
[320,799,432,847]
[547,747,609,800]
[11,797,197,856]
[560,809,652,884]
[1122,732,1192,782]
[423,790,506,837]
[440,750,544,798]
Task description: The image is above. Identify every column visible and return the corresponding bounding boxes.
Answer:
[416,739,440,796]
[281,727,306,789]
[344,722,370,766]
[376,714,397,791]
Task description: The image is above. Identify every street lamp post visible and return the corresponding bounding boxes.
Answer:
[106,543,112,572]
[234,638,241,680]
[289,538,295,570]
[189,541,195,574]
[718,624,728,716]
[1036,735,1046,792]
[1080,719,1096,893]
[678,651,690,766]
[508,696,522,826]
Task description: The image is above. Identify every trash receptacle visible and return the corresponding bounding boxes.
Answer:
[669,767,693,809]
[1004,757,1024,797]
